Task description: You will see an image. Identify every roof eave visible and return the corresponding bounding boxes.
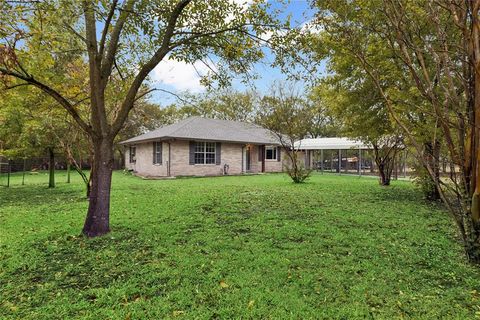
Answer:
[119,136,279,146]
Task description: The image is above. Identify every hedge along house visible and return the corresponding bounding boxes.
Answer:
[120,117,283,177]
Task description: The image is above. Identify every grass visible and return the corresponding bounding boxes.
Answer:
[1,171,480,319]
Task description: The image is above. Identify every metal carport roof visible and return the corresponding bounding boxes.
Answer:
[294,137,370,150]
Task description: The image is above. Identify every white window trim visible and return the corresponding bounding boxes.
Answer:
[194,141,216,165]
[265,146,277,161]
[153,141,162,165]
[129,146,136,163]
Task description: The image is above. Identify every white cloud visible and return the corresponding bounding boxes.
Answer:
[259,29,288,42]
[231,0,254,8]
[225,0,254,23]
[300,18,323,34]
[151,58,214,92]
[150,1,256,92]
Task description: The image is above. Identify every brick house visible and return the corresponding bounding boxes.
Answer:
[120,116,284,177]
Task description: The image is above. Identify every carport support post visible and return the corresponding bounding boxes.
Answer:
[330,152,333,172]
[358,148,362,177]
[338,149,341,175]
[320,149,324,174]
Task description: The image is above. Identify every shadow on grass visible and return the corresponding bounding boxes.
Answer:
[0,184,86,208]
[358,182,441,206]
[0,227,171,316]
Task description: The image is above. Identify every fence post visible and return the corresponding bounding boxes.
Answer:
[22,158,26,185]
[7,160,11,188]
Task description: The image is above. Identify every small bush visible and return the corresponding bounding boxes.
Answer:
[284,161,312,183]
[412,165,440,201]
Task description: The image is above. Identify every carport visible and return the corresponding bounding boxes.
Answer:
[295,137,407,177]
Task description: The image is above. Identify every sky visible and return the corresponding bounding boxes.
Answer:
[148,0,318,106]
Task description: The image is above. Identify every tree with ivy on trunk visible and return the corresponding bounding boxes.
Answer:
[312,0,480,263]
[0,0,284,237]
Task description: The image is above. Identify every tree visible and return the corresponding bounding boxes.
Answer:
[174,89,259,122]
[305,92,340,138]
[0,0,283,237]
[312,0,480,262]
[0,88,63,188]
[258,84,312,183]
[313,79,403,186]
[0,83,95,189]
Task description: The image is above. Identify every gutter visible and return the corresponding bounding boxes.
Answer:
[119,136,280,146]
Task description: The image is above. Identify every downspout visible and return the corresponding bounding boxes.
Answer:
[241,145,244,173]
[261,145,265,173]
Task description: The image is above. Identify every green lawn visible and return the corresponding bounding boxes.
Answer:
[1,171,480,319]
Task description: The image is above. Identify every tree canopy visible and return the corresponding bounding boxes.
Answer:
[0,0,286,237]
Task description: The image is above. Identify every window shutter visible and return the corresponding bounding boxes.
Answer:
[189,141,195,165]
[158,142,163,165]
[129,146,134,163]
[152,142,156,164]
[258,145,264,161]
[277,146,281,162]
[215,142,221,165]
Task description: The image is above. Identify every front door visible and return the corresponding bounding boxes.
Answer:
[243,145,251,173]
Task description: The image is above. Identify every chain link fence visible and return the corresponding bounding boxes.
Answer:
[0,153,125,187]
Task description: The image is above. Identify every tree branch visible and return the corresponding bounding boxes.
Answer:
[111,0,192,135]
[100,0,134,82]
[99,0,118,58]
[0,67,93,135]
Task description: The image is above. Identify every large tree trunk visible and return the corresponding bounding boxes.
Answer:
[48,147,55,188]
[423,141,441,201]
[373,144,396,186]
[67,163,71,183]
[82,138,114,237]
[378,163,391,186]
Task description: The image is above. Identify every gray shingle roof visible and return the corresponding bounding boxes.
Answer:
[119,116,279,145]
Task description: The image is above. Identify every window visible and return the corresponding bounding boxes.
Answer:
[265,146,277,160]
[153,142,162,164]
[129,146,136,163]
[194,141,216,164]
